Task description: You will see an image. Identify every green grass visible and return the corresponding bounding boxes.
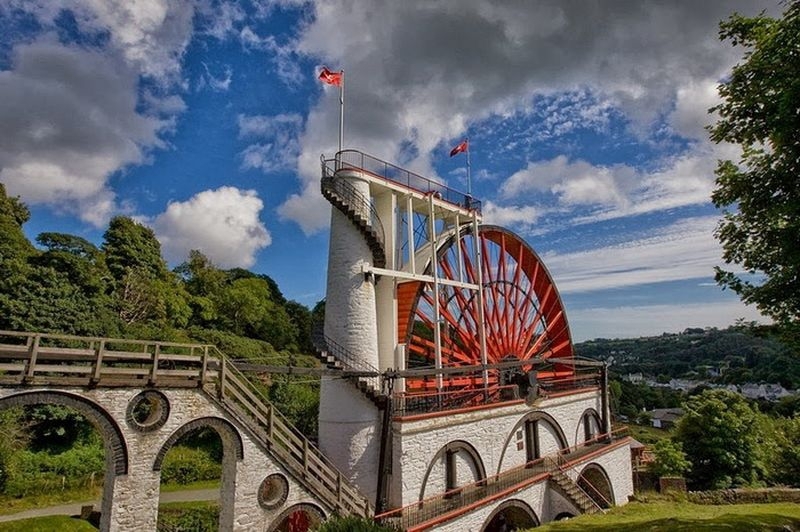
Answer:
[159,479,220,492]
[0,486,101,516]
[626,423,672,445]
[0,516,97,531]
[533,501,800,531]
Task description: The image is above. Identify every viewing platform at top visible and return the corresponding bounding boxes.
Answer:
[321,150,482,215]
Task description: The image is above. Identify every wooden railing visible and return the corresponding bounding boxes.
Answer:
[0,330,372,518]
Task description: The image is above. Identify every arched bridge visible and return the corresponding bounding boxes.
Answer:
[0,330,371,532]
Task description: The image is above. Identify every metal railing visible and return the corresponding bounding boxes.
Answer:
[321,156,386,261]
[375,428,629,529]
[310,322,385,398]
[326,150,482,214]
[0,330,373,518]
[393,384,520,417]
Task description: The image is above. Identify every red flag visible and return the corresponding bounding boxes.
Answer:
[450,139,469,157]
[318,67,342,87]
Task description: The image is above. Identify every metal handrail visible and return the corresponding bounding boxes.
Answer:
[321,156,386,262]
[310,321,385,396]
[393,385,520,417]
[329,150,482,214]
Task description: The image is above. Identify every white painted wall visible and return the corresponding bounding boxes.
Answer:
[320,172,382,504]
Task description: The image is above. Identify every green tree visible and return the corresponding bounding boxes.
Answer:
[763,416,800,487]
[102,216,168,282]
[675,389,765,489]
[650,439,691,479]
[709,2,800,323]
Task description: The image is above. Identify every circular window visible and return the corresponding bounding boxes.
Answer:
[258,473,289,510]
[126,390,170,432]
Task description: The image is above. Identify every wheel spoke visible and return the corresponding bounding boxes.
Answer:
[405,225,574,394]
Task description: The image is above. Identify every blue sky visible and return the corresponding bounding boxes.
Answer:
[0,0,780,341]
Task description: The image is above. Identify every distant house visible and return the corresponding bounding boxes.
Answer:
[648,408,684,429]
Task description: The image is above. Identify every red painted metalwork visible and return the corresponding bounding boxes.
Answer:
[400,225,573,393]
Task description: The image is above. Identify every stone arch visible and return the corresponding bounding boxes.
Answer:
[578,462,615,508]
[152,416,243,470]
[498,411,569,473]
[0,390,128,474]
[481,498,540,531]
[419,440,486,500]
[0,390,128,532]
[153,416,244,531]
[575,408,602,445]
[554,511,576,520]
[266,502,326,532]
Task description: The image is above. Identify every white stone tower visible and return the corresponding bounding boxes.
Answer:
[319,165,384,503]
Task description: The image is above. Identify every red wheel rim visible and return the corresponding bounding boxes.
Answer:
[400,225,573,392]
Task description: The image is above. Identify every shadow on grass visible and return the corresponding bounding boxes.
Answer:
[549,513,800,532]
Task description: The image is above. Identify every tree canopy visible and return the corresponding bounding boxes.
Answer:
[710,1,800,324]
[675,389,766,489]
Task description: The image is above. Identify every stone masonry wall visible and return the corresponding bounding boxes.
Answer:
[0,387,328,532]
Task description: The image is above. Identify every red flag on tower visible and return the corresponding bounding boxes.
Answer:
[318,67,343,86]
[450,139,469,157]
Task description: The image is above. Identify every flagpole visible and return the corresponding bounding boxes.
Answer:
[338,70,344,155]
[466,137,471,195]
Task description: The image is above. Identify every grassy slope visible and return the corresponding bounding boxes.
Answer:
[0,516,97,531]
[533,501,800,531]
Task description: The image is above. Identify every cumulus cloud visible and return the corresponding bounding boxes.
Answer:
[482,202,542,229]
[7,0,197,83]
[152,186,271,268]
[0,42,165,225]
[273,0,773,232]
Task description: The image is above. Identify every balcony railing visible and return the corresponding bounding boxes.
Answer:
[326,150,482,214]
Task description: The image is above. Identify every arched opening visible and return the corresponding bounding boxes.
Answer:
[498,411,568,472]
[0,391,127,531]
[482,499,540,531]
[419,440,486,500]
[267,503,326,532]
[576,408,602,445]
[578,463,615,509]
[554,511,575,520]
[154,417,243,531]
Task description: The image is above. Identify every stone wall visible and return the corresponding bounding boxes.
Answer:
[0,387,328,532]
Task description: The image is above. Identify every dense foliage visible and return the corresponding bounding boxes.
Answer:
[577,326,800,390]
[709,1,800,324]
[0,184,312,353]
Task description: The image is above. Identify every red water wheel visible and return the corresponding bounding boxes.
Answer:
[400,225,574,393]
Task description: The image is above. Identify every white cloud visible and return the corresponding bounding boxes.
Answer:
[482,201,542,229]
[544,216,722,293]
[273,0,774,232]
[199,62,233,91]
[568,301,770,342]
[152,186,271,268]
[0,42,165,226]
[238,113,303,174]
